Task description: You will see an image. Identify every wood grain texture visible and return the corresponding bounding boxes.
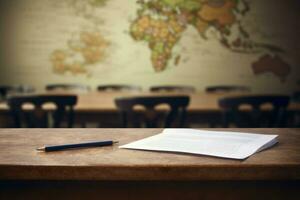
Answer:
[0,128,300,181]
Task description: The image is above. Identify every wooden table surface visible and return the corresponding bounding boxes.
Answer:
[0,128,300,181]
[0,91,299,113]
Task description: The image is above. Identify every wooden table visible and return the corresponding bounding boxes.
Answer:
[0,92,299,127]
[0,128,299,199]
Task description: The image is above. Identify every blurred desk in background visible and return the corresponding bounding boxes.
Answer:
[0,92,300,127]
[0,128,299,199]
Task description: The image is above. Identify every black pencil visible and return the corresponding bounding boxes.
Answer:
[37,140,119,152]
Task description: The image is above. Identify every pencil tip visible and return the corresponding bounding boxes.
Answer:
[113,141,119,144]
[36,147,45,151]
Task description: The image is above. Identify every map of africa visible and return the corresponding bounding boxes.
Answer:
[48,0,293,82]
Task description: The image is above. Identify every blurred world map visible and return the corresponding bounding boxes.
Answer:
[1,0,299,92]
[50,0,292,82]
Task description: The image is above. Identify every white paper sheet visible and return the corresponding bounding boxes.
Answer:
[119,129,278,159]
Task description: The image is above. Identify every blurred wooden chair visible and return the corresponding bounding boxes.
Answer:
[46,84,89,127]
[150,85,196,93]
[46,84,90,92]
[206,85,250,93]
[205,85,250,127]
[0,85,35,101]
[8,95,77,128]
[96,85,142,127]
[97,84,142,92]
[115,95,190,128]
[293,91,300,102]
[218,95,290,128]
[291,91,300,127]
[0,86,14,100]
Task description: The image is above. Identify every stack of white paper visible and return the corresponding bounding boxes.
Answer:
[120,129,278,159]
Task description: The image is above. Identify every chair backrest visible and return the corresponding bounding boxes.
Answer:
[0,86,13,100]
[293,91,300,102]
[150,86,196,93]
[46,84,90,92]
[0,85,35,100]
[97,85,142,92]
[8,95,77,128]
[218,95,290,128]
[206,85,250,93]
[115,95,190,128]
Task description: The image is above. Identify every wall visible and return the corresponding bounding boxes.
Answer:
[0,0,299,93]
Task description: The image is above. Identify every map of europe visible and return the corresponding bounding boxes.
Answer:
[50,0,291,82]
[50,0,110,75]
